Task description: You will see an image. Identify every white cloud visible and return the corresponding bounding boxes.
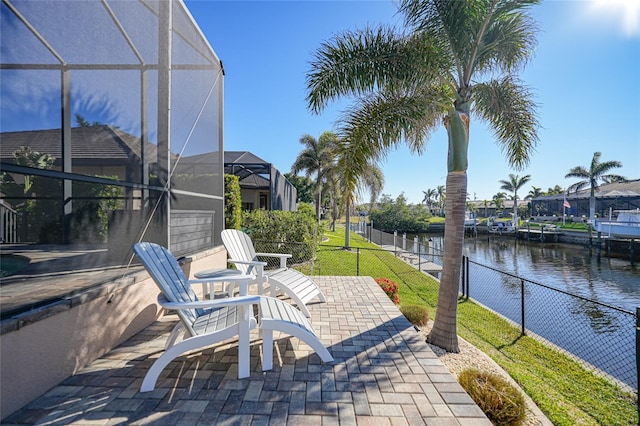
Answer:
[584,0,640,38]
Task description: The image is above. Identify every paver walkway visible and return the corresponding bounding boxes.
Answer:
[3,276,489,425]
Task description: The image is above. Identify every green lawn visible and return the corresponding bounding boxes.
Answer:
[302,227,637,426]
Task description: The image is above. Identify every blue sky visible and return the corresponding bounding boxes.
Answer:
[184,0,640,204]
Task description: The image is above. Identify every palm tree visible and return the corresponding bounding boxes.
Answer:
[525,185,543,217]
[482,199,491,218]
[499,173,531,228]
[422,188,437,212]
[291,132,339,220]
[545,185,564,195]
[492,192,507,215]
[526,185,543,200]
[565,152,626,223]
[306,0,540,351]
[341,153,385,249]
[436,184,446,216]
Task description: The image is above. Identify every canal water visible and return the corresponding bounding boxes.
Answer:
[420,233,639,389]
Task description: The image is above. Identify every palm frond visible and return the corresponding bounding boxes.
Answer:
[472,76,539,169]
[474,4,539,74]
[567,180,588,194]
[337,87,447,160]
[565,166,590,180]
[400,0,539,88]
[306,25,450,114]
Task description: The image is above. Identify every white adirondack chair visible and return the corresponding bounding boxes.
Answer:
[133,242,333,392]
[221,229,327,318]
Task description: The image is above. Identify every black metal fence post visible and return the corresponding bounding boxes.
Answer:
[521,279,526,336]
[461,255,466,297]
[465,256,470,300]
[356,248,360,276]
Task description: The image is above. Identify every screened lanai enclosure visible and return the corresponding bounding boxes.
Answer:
[0,0,224,318]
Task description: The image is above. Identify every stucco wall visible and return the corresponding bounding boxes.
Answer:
[0,246,227,420]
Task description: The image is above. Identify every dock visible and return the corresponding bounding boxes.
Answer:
[382,245,443,278]
[517,227,562,242]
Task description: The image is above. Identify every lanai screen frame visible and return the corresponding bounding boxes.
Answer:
[0,0,224,317]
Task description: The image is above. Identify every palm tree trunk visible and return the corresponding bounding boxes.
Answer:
[426,171,465,352]
[316,189,322,220]
[590,187,596,223]
[426,107,469,353]
[344,200,351,249]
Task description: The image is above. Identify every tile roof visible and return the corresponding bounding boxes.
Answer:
[0,126,148,162]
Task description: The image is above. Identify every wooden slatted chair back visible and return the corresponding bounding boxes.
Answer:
[221,230,259,275]
[133,242,202,327]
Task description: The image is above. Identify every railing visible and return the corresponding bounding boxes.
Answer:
[0,201,18,243]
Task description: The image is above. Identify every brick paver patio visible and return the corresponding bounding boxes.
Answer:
[3,276,489,425]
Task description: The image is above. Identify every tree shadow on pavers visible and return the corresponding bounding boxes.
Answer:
[4,314,425,425]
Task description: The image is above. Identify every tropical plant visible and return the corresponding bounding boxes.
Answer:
[306,0,540,351]
[525,185,542,200]
[565,151,626,223]
[369,193,431,233]
[482,199,491,218]
[545,185,564,195]
[524,185,543,216]
[284,173,315,204]
[435,184,446,216]
[422,188,437,211]
[12,146,55,194]
[224,174,242,230]
[375,277,400,304]
[241,209,319,263]
[291,132,339,220]
[334,136,385,248]
[491,192,508,218]
[499,174,531,227]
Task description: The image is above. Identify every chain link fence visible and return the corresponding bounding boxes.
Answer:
[252,226,637,395]
[461,257,637,391]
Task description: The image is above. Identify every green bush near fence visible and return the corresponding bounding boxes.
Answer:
[299,226,637,426]
[242,206,319,264]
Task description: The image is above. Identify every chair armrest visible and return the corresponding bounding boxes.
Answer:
[256,252,292,259]
[228,259,268,266]
[255,253,292,268]
[186,272,254,286]
[158,293,260,310]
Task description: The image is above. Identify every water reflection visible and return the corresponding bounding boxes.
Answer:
[429,234,640,312]
[419,233,639,388]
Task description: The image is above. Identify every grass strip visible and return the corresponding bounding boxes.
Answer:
[305,227,637,425]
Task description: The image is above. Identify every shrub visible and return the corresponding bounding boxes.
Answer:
[224,174,242,230]
[374,277,400,304]
[458,369,526,426]
[242,209,319,264]
[400,304,429,327]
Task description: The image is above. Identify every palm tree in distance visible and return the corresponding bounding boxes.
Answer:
[291,132,339,220]
[526,185,543,200]
[339,148,385,249]
[422,188,437,212]
[435,185,446,216]
[545,185,564,195]
[306,0,540,351]
[492,192,507,216]
[525,185,543,217]
[565,152,626,223]
[499,174,531,228]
